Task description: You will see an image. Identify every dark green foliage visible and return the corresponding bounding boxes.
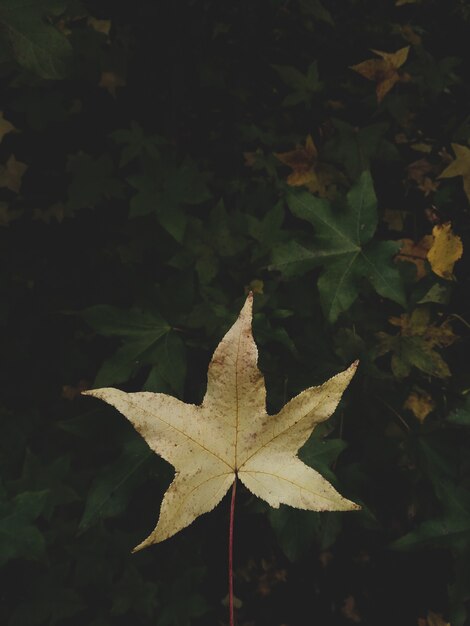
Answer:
[1,1,470,625]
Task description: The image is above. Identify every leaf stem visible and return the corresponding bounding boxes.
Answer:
[229,476,237,626]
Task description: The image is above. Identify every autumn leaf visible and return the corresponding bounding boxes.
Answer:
[396,222,462,281]
[274,135,337,197]
[0,155,27,193]
[341,595,361,623]
[351,46,410,102]
[407,158,440,195]
[83,294,359,550]
[88,16,112,37]
[438,143,470,203]
[396,236,433,280]
[404,388,435,423]
[0,112,15,143]
[427,223,463,280]
[375,307,457,378]
[99,71,126,96]
[275,135,318,186]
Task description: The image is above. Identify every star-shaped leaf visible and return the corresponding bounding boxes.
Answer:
[83,294,359,551]
[271,171,406,322]
[438,143,470,204]
[274,135,340,197]
[350,46,410,102]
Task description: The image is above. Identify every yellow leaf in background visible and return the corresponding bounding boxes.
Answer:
[341,595,361,623]
[438,143,470,203]
[419,611,451,626]
[350,46,410,102]
[88,16,112,36]
[404,389,435,423]
[274,135,339,197]
[400,24,422,46]
[396,236,433,280]
[99,71,126,96]
[0,155,27,193]
[410,142,433,153]
[0,112,15,143]
[275,134,318,186]
[83,294,359,550]
[427,223,463,280]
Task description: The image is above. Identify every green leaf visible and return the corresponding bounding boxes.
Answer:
[272,171,406,321]
[111,121,164,166]
[156,567,209,626]
[12,451,78,518]
[323,120,399,179]
[272,61,323,107]
[0,490,49,565]
[128,156,211,241]
[448,396,470,425]
[79,438,152,532]
[269,506,320,561]
[143,332,187,396]
[393,441,470,553]
[82,306,171,386]
[0,0,72,79]
[299,438,348,480]
[270,437,347,560]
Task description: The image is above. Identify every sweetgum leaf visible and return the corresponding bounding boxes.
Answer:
[83,294,359,551]
[272,171,406,321]
[0,489,49,565]
[82,306,171,386]
[0,0,72,79]
[80,438,152,532]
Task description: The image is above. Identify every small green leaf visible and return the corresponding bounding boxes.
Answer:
[82,306,171,386]
[0,0,72,79]
[79,438,152,532]
[272,172,406,321]
[0,490,49,565]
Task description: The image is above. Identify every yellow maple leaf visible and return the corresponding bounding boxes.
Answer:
[0,155,27,193]
[350,46,410,102]
[0,112,15,143]
[84,294,359,550]
[404,389,435,423]
[275,134,318,186]
[438,143,470,203]
[427,222,463,280]
[274,135,338,196]
[396,236,433,280]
